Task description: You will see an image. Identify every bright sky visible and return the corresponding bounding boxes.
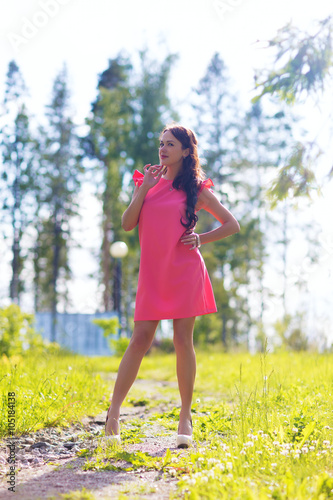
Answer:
[1,0,333,345]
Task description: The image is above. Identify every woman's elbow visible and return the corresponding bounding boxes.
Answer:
[121,220,132,232]
[234,220,240,233]
[121,216,137,232]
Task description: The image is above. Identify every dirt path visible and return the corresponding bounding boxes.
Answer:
[0,381,188,500]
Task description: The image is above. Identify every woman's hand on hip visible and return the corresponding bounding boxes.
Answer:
[180,230,201,250]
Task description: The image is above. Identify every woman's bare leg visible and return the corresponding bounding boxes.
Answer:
[173,317,196,436]
[106,320,159,435]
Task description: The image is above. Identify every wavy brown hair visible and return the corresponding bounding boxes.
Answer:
[160,124,205,230]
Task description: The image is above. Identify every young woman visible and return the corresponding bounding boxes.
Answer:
[105,124,240,447]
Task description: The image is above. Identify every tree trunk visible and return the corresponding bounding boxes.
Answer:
[51,217,61,342]
[10,229,20,304]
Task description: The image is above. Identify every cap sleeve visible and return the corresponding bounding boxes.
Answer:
[198,178,214,195]
[133,169,144,187]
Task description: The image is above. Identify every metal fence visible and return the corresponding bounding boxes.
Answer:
[34,312,117,356]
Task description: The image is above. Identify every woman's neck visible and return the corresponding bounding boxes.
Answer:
[162,164,183,181]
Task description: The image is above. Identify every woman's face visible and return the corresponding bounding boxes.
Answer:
[159,130,188,168]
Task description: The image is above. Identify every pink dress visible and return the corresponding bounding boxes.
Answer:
[133,170,217,321]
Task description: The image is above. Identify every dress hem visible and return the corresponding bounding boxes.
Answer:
[133,308,217,322]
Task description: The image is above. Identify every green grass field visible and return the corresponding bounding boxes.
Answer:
[1,349,333,499]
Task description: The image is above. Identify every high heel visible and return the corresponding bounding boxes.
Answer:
[177,418,193,448]
[104,406,121,443]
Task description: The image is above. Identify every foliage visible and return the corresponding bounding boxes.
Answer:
[85,55,133,311]
[92,317,130,355]
[92,317,119,338]
[274,313,309,351]
[193,54,301,347]
[266,141,320,207]
[253,17,333,104]
[110,337,130,357]
[85,52,178,313]
[253,16,333,202]
[34,64,82,324]
[0,61,37,301]
[0,304,61,357]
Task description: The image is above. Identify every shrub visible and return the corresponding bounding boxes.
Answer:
[92,317,122,354]
[0,304,62,356]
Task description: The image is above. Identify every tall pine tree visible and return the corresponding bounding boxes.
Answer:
[0,61,36,304]
[35,65,82,340]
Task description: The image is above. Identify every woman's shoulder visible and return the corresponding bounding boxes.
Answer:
[196,178,215,211]
[198,178,214,194]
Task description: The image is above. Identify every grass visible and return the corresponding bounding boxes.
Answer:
[1,348,333,499]
[0,352,110,436]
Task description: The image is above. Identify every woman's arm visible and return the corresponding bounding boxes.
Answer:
[122,164,164,231]
[121,183,148,231]
[181,188,240,248]
[198,188,240,244]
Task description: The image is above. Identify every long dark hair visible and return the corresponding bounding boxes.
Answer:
[160,124,205,230]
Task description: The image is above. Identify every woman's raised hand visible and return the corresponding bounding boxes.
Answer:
[142,164,164,189]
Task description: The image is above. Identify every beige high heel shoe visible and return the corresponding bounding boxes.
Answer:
[177,418,193,448]
[104,406,120,443]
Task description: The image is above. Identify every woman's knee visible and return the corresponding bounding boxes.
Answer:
[173,317,195,352]
[173,333,194,352]
[130,322,157,353]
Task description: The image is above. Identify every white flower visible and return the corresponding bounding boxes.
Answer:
[244,441,254,447]
[323,440,330,447]
[280,449,289,456]
[273,441,280,446]
[196,398,201,403]
[292,427,298,433]
[271,463,277,467]
[301,446,309,454]
[226,462,233,470]
[309,446,315,451]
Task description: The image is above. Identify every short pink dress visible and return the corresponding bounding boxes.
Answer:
[133,170,217,321]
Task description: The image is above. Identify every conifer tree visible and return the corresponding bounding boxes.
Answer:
[85,51,177,314]
[36,65,82,340]
[84,55,133,312]
[0,61,36,304]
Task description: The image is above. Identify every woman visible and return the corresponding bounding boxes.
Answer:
[105,124,240,447]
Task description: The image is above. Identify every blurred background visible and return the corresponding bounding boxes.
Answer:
[0,0,333,353]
